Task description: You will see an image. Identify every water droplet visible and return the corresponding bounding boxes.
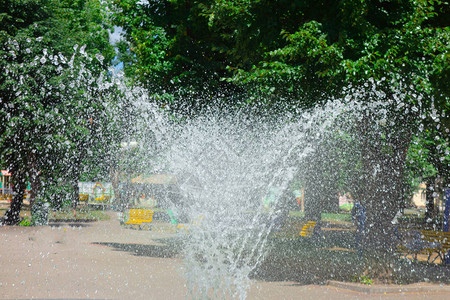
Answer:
[95,53,104,63]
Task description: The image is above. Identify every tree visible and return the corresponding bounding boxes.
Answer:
[111,0,448,120]
[203,0,450,251]
[405,130,450,221]
[110,0,449,251]
[110,0,251,114]
[0,0,116,224]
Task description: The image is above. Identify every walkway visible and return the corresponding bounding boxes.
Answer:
[0,212,449,299]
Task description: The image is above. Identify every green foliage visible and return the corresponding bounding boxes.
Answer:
[50,208,110,221]
[111,0,449,115]
[223,0,449,109]
[352,274,373,285]
[110,0,449,209]
[225,20,344,105]
[0,0,50,35]
[18,216,32,226]
[0,0,119,216]
[1,0,447,228]
[30,197,49,225]
[405,129,450,198]
[111,0,235,110]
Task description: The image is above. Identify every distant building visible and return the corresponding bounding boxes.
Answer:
[0,170,12,195]
[0,170,31,201]
[128,174,180,209]
[412,183,427,208]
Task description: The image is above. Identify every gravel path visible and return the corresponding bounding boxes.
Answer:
[1,212,449,299]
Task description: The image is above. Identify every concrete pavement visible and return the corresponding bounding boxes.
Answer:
[0,211,449,299]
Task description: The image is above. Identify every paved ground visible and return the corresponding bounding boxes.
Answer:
[1,212,449,299]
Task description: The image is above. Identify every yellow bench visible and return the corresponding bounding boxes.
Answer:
[79,194,89,202]
[269,219,317,239]
[299,221,316,238]
[177,215,204,231]
[0,194,28,201]
[94,195,111,202]
[420,230,450,264]
[125,209,154,226]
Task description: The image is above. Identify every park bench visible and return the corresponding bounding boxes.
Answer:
[79,193,89,203]
[125,209,154,228]
[299,221,317,238]
[398,230,450,264]
[176,215,204,232]
[270,219,317,239]
[94,194,111,202]
[419,230,450,263]
[87,194,111,210]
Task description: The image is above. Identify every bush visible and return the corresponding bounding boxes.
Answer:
[31,198,50,226]
[18,217,32,226]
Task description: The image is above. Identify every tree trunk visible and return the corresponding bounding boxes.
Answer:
[28,151,41,211]
[70,165,80,209]
[322,192,339,213]
[425,177,436,221]
[303,180,322,222]
[303,148,333,222]
[3,167,27,225]
[110,166,121,210]
[356,115,411,253]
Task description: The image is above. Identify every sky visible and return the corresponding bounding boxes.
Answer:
[109,26,124,45]
[108,26,125,72]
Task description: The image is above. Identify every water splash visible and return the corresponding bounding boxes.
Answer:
[129,77,439,298]
[132,100,348,298]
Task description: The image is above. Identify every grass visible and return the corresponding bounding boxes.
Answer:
[322,213,352,222]
[339,203,354,211]
[50,208,110,221]
[289,210,352,223]
[0,208,32,219]
[0,206,110,223]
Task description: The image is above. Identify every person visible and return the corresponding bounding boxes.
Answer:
[52,194,63,218]
[72,196,78,218]
[391,210,403,240]
[352,201,366,256]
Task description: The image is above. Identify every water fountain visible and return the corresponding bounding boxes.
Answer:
[122,75,447,298]
[126,98,355,298]
[4,36,448,298]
